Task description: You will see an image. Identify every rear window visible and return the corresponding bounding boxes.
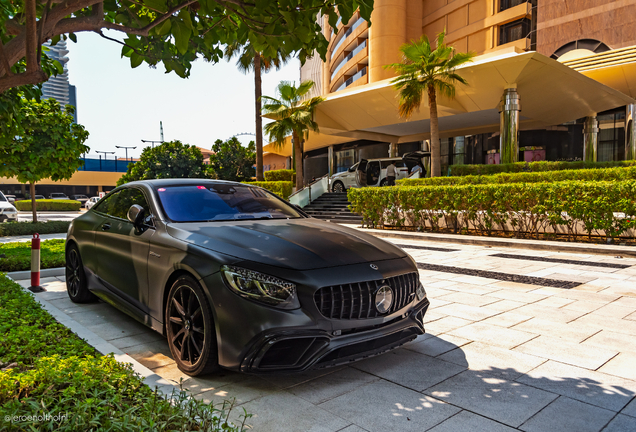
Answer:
[156,184,302,222]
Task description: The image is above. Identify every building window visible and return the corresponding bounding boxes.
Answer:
[597,109,626,162]
[334,149,356,173]
[453,137,466,165]
[499,18,531,45]
[499,0,529,12]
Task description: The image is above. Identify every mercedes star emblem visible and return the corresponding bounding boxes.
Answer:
[370,264,378,270]
[375,285,394,314]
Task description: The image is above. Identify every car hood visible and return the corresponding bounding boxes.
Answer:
[166,218,406,270]
[0,202,16,210]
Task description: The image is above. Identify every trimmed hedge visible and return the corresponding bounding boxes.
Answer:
[348,181,636,240]
[244,181,294,199]
[448,160,636,177]
[15,199,81,211]
[0,239,65,272]
[0,274,250,431]
[399,166,636,187]
[0,221,70,237]
[264,169,294,182]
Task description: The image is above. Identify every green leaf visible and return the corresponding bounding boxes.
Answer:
[172,21,191,55]
[156,19,171,36]
[130,52,143,68]
[143,0,167,13]
[178,10,194,31]
[68,33,77,43]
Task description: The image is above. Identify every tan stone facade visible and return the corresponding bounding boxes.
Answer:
[537,0,636,57]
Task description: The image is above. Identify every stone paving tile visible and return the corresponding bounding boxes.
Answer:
[488,290,548,304]
[514,335,618,370]
[481,311,534,328]
[427,280,461,289]
[452,275,501,286]
[516,360,636,412]
[336,425,369,432]
[562,299,609,313]
[533,296,576,308]
[428,300,452,310]
[625,311,636,321]
[422,309,448,324]
[425,316,474,334]
[613,297,636,308]
[602,414,636,432]
[581,331,636,354]
[125,340,174,369]
[439,342,546,380]
[286,367,379,405]
[511,318,602,342]
[86,317,151,342]
[432,303,501,321]
[108,331,166,350]
[620,397,636,418]
[590,303,636,319]
[599,353,636,381]
[319,380,461,432]
[239,391,350,432]
[179,372,248,396]
[573,315,636,336]
[425,369,558,428]
[519,396,616,432]
[484,299,528,312]
[448,322,538,349]
[403,334,472,358]
[435,291,501,307]
[196,375,281,406]
[258,367,347,390]
[427,410,517,432]
[512,304,587,323]
[352,349,466,392]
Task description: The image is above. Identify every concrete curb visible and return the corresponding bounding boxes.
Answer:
[344,225,636,257]
[5,275,179,398]
[7,267,65,281]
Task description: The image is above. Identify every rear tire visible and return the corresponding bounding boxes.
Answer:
[380,179,388,187]
[165,276,219,376]
[66,244,97,303]
[332,181,345,193]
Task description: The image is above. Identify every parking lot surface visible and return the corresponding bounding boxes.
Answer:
[21,235,636,432]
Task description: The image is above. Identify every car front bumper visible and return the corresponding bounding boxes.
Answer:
[200,257,429,372]
[0,212,18,222]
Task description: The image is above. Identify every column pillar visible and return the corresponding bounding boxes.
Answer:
[583,116,599,162]
[626,104,636,160]
[388,143,398,158]
[328,145,334,177]
[499,87,521,164]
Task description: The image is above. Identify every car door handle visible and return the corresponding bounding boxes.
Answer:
[101,223,111,231]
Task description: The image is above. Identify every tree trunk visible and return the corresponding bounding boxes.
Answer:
[30,182,37,223]
[254,53,264,181]
[292,131,303,190]
[428,85,441,178]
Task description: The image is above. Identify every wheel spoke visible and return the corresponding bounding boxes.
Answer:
[187,336,193,363]
[191,335,202,355]
[169,316,183,325]
[171,297,185,317]
[192,326,204,334]
[180,289,185,316]
[187,291,195,316]
[171,327,185,344]
[191,307,201,321]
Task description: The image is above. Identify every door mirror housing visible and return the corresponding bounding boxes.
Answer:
[127,204,145,227]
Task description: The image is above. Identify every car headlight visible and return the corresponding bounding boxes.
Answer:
[416,281,426,301]
[221,265,300,310]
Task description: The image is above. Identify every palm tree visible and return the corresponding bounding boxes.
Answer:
[262,80,324,190]
[224,42,289,181]
[386,31,475,177]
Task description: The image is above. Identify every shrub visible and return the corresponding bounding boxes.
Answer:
[244,181,294,199]
[14,199,81,211]
[0,274,250,431]
[0,239,65,272]
[399,166,636,187]
[448,160,636,177]
[264,169,294,182]
[0,221,70,237]
[348,181,636,240]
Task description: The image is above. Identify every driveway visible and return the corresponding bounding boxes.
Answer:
[20,236,636,432]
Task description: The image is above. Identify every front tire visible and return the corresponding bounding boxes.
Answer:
[66,244,97,303]
[165,276,219,376]
[332,181,345,193]
[380,179,388,187]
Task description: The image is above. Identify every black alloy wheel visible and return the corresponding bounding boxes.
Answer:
[332,181,345,193]
[66,244,97,303]
[165,276,218,376]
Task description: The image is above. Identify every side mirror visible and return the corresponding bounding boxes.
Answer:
[127,204,145,227]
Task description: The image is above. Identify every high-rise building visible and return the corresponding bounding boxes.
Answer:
[275,0,636,181]
[41,39,78,123]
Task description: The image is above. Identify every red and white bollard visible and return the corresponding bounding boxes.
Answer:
[29,233,45,293]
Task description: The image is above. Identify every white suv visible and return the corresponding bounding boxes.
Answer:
[0,192,18,222]
[330,157,414,192]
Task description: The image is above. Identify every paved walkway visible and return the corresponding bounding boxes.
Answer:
[17,236,636,432]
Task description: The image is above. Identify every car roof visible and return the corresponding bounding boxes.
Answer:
[126,178,248,188]
[363,157,403,162]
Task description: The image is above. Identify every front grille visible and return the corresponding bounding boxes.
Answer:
[314,272,418,319]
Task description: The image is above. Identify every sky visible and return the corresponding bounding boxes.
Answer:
[67,31,301,159]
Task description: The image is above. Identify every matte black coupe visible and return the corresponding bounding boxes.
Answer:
[66,179,429,376]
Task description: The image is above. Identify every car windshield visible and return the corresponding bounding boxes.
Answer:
[156,184,302,222]
[0,193,6,202]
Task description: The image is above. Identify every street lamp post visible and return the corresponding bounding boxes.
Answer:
[95,151,115,171]
[115,145,137,162]
[141,139,164,148]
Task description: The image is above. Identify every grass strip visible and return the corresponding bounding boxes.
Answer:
[0,239,66,272]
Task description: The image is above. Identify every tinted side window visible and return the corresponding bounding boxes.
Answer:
[110,188,151,221]
[93,191,121,216]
